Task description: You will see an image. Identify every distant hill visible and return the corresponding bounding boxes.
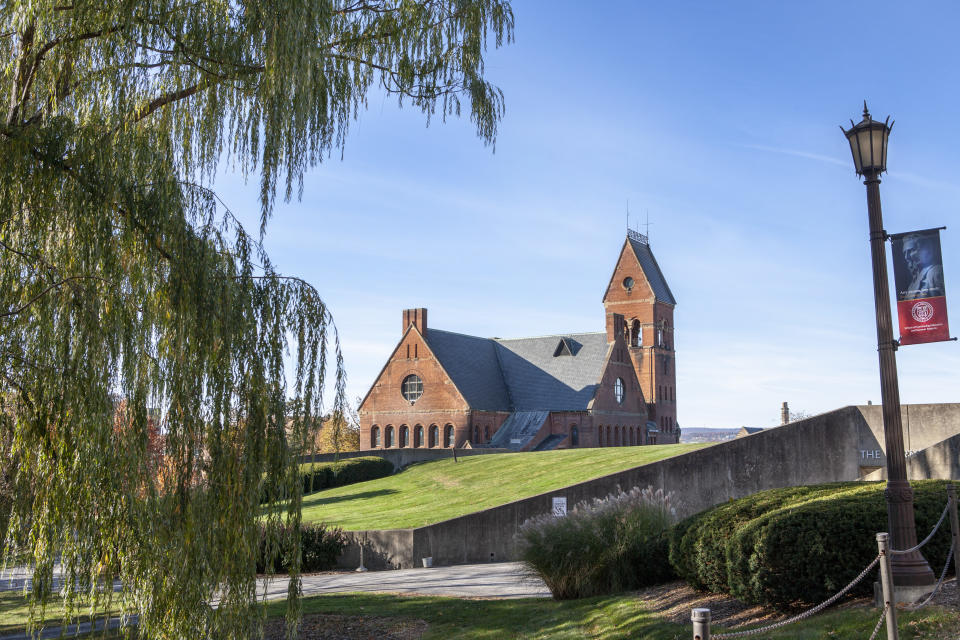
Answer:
[680,427,740,444]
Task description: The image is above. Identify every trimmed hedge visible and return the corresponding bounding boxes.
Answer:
[257,522,346,573]
[300,456,394,495]
[669,481,954,609]
[262,456,394,504]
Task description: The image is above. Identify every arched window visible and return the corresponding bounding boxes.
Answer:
[399,425,409,448]
[614,426,620,446]
[385,425,394,448]
[631,427,636,446]
[444,424,455,448]
[570,425,579,447]
[598,424,604,447]
[473,425,480,444]
[429,425,439,448]
[484,426,490,442]
[371,425,380,448]
[415,425,424,448]
[631,319,642,347]
[606,425,612,446]
[614,377,625,404]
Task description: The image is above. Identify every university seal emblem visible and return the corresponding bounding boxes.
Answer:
[911,300,935,323]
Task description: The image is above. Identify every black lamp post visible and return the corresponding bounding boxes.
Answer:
[842,103,935,588]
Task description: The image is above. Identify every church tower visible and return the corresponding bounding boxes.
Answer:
[602,230,678,443]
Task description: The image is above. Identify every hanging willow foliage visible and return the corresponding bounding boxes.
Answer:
[0,1,512,637]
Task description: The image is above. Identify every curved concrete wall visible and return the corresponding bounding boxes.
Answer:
[334,403,960,570]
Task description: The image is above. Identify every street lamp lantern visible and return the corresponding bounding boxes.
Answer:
[842,103,934,597]
[842,102,893,176]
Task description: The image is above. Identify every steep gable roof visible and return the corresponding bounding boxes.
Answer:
[495,333,609,410]
[421,329,611,412]
[627,233,676,305]
[423,329,512,411]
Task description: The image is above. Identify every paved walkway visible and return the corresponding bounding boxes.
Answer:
[279,562,550,600]
[0,562,549,639]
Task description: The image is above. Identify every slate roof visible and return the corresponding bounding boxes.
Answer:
[628,236,676,305]
[495,333,610,410]
[423,329,611,412]
[424,329,512,410]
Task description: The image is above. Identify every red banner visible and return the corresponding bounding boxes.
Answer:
[890,228,951,345]
[897,296,950,345]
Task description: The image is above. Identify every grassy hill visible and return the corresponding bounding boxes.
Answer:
[299,444,706,530]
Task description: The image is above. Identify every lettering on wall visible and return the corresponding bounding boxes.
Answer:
[860,449,884,460]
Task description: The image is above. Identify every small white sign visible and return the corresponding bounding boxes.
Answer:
[552,496,567,517]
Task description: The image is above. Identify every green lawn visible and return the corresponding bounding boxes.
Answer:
[6,588,958,639]
[0,590,125,634]
[296,444,706,530]
[265,592,960,640]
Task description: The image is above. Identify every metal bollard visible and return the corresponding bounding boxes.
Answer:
[948,484,960,608]
[876,533,899,640]
[691,608,710,640]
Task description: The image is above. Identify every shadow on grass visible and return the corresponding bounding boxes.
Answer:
[306,489,399,506]
[267,592,683,640]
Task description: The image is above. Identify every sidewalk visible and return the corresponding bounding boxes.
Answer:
[0,562,549,639]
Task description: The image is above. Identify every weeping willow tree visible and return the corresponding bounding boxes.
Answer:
[0,1,512,637]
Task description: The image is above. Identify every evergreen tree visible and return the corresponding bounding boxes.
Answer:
[0,1,512,637]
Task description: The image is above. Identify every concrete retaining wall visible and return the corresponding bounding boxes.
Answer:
[333,403,960,570]
[863,432,960,481]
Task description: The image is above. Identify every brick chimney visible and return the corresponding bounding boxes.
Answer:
[781,401,790,424]
[605,312,625,344]
[403,308,428,335]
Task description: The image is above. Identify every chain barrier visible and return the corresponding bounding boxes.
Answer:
[712,554,881,639]
[902,544,954,611]
[867,603,888,640]
[890,502,950,555]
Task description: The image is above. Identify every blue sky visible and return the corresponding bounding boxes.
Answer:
[218,1,960,428]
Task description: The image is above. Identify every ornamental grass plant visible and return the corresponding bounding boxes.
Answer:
[517,486,677,599]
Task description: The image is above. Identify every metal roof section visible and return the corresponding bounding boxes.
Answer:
[627,230,676,305]
[532,433,567,451]
[424,329,512,411]
[486,410,549,450]
[494,332,609,410]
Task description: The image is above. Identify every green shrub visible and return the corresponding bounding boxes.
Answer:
[325,456,394,489]
[257,522,346,573]
[518,486,676,600]
[262,456,394,503]
[669,481,954,609]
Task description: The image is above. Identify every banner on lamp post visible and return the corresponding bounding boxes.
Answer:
[890,228,950,345]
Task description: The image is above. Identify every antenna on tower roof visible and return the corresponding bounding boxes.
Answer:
[644,210,652,242]
[626,198,630,232]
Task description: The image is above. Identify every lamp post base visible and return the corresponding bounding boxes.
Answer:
[874,581,937,607]
[886,479,936,587]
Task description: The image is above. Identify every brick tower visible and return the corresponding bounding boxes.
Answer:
[601,230,678,442]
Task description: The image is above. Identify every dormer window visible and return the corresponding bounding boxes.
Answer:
[553,337,574,357]
[622,276,634,291]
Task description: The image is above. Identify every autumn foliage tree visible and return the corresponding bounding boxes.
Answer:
[0,1,512,637]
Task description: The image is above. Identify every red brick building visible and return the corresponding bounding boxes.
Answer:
[358,230,679,451]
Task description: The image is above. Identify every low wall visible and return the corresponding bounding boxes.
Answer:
[300,446,512,471]
[863,432,960,481]
[333,403,960,570]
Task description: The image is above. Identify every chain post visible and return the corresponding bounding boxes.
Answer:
[877,532,899,640]
[948,484,960,608]
[691,608,710,640]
